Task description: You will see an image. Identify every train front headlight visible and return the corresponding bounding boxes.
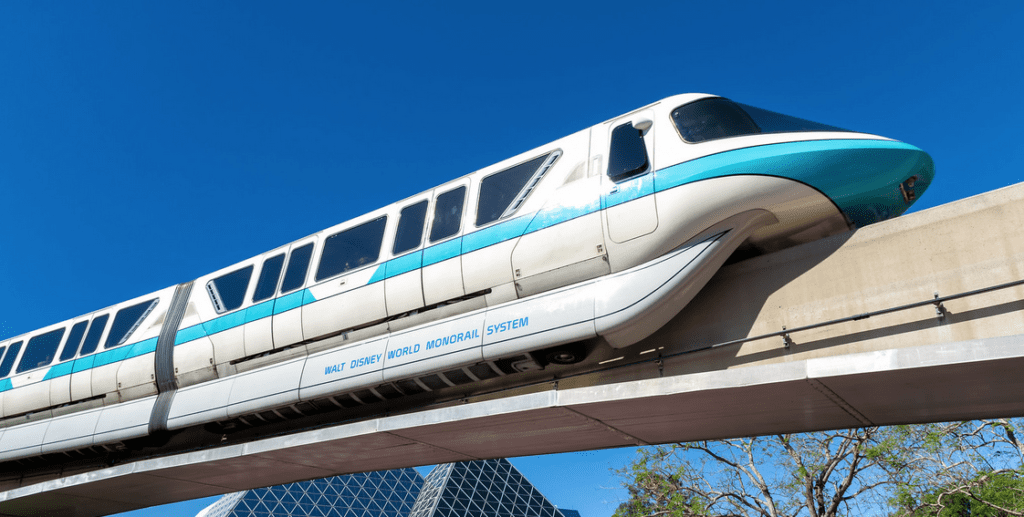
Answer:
[900,176,918,203]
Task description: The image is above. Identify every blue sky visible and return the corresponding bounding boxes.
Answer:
[0,1,1022,516]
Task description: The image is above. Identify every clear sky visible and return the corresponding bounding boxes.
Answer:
[0,1,1022,516]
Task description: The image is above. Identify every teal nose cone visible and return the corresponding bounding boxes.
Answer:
[795,140,935,228]
[654,138,935,229]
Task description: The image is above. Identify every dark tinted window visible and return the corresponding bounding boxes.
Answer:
[736,103,847,133]
[477,153,556,227]
[207,266,254,313]
[17,328,66,374]
[429,186,466,243]
[393,201,428,255]
[608,122,650,182]
[670,97,849,144]
[59,321,89,361]
[316,216,387,281]
[79,315,109,356]
[671,97,760,143]
[280,243,314,294]
[253,254,285,303]
[105,299,158,349]
[0,342,22,378]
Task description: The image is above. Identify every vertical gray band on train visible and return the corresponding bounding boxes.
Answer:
[149,281,193,435]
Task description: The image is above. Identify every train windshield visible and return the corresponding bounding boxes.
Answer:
[671,97,849,144]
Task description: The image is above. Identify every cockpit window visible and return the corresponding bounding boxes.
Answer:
[736,103,848,133]
[671,97,848,143]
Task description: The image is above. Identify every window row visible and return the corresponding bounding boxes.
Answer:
[0,298,158,379]
[207,151,561,314]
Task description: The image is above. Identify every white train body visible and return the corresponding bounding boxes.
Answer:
[0,94,934,462]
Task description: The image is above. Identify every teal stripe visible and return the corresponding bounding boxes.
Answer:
[175,324,207,345]
[423,237,462,267]
[126,337,158,358]
[525,197,600,234]
[0,379,10,393]
[603,174,655,210]
[72,354,95,373]
[92,345,133,369]
[385,251,423,278]
[245,300,275,322]
[463,216,531,254]
[203,310,247,336]
[43,361,75,381]
[274,290,307,314]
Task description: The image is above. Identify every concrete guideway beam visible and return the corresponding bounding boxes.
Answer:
[2,334,1024,517]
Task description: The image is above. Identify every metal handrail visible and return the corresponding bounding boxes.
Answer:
[685,277,1024,354]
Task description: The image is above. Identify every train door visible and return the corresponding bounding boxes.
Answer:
[302,210,390,341]
[384,195,431,316]
[178,257,260,385]
[595,109,659,244]
[422,180,470,306]
[272,236,318,348]
[243,249,287,356]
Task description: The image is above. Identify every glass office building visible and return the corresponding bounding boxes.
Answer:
[196,459,577,517]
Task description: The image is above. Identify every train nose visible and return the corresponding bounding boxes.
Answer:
[807,139,935,228]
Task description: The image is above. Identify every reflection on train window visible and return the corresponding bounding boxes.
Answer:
[476,151,560,227]
[208,266,254,314]
[78,315,108,354]
[79,315,109,356]
[430,186,466,243]
[59,321,89,362]
[670,97,849,144]
[317,216,387,281]
[608,122,649,182]
[393,201,428,255]
[0,341,22,378]
[280,243,314,294]
[253,254,285,303]
[735,102,848,133]
[105,299,158,349]
[17,327,66,374]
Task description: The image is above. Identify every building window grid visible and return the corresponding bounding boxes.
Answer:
[208,460,570,517]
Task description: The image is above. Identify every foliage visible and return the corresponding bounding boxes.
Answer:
[904,471,1024,516]
[613,420,1024,517]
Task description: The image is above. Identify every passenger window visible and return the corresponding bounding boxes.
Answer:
[17,328,66,374]
[105,299,158,349]
[280,243,314,294]
[607,122,649,182]
[207,266,254,314]
[59,321,89,362]
[79,315,109,356]
[429,186,466,243]
[476,152,560,227]
[0,342,22,378]
[253,254,285,303]
[393,201,428,255]
[316,216,387,281]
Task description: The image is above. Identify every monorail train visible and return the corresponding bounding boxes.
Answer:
[0,94,934,464]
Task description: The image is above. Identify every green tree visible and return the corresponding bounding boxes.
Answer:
[904,471,1024,516]
[614,420,1024,517]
